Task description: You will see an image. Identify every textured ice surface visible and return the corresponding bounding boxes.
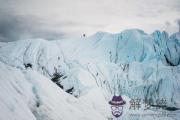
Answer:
[0,29,179,120]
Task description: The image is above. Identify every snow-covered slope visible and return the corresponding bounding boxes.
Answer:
[57,29,180,65]
[0,39,67,74]
[0,29,180,120]
[0,61,110,120]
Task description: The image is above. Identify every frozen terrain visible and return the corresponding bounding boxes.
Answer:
[0,29,180,120]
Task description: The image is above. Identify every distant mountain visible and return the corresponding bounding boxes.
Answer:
[0,29,180,120]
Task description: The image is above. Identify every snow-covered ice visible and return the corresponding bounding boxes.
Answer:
[0,29,180,120]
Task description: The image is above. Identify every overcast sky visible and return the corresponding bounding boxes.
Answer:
[0,0,180,41]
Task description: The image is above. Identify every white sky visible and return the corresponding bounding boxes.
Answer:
[0,0,180,39]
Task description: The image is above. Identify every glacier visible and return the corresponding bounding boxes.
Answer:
[0,29,180,120]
